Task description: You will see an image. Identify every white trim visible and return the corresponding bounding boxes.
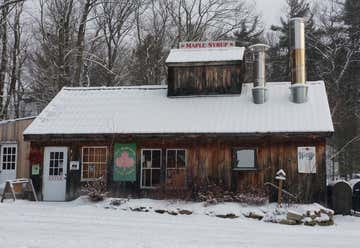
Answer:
[42,146,68,201]
[81,146,108,182]
[0,143,17,172]
[140,148,162,189]
[165,149,187,188]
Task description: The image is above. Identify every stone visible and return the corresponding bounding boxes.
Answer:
[216,213,238,219]
[178,210,192,215]
[279,219,300,225]
[287,210,303,222]
[155,209,166,214]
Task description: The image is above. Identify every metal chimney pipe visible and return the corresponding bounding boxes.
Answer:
[289,17,308,103]
[249,44,270,104]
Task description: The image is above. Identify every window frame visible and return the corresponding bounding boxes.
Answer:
[140,148,162,189]
[81,146,108,182]
[0,143,17,171]
[165,148,187,189]
[232,147,258,171]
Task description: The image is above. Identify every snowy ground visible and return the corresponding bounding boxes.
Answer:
[0,198,359,248]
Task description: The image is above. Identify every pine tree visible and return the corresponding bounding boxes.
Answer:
[233,16,264,47]
[337,0,360,176]
[268,0,321,82]
[129,34,168,85]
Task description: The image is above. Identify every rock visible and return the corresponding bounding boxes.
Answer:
[279,219,300,225]
[320,208,334,220]
[155,209,166,214]
[216,213,238,219]
[167,211,178,216]
[245,211,264,220]
[303,217,317,226]
[315,213,334,226]
[178,210,192,215]
[305,210,317,219]
[287,210,303,222]
[110,199,126,206]
[317,219,334,226]
[130,207,149,212]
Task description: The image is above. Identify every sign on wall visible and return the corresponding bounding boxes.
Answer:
[179,40,235,49]
[113,143,137,182]
[31,164,40,175]
[297,147,316,174]
[70,161,80,170]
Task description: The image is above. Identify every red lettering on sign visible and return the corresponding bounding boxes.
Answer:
[179,41,235,49]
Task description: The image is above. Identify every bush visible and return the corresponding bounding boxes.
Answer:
[82,176,108,202]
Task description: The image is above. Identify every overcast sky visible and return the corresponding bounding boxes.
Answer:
[254,0,285,28]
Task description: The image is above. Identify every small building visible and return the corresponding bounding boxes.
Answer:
[23,77,333,202]
[0,117,35,187]
[24,26,334,202]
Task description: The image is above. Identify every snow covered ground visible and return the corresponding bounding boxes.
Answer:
[0,198,359,248]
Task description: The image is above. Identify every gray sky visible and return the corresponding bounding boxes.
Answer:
[254,0,285,28]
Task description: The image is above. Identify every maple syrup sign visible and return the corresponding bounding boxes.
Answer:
[179,40,236,49]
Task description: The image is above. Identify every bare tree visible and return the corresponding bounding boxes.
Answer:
[74,0,97,86]
[29,0,77,108]
[2,0,23,118]
[164,0,261,46]
[0,0,9,116]
[91,0,137,86]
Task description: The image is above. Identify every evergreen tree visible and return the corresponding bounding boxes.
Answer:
[233,16,264,47]
[268,0,321,82]
[129,34,168,85]
[338,0,360,176]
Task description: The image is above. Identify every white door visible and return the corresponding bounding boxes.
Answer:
[0,144,17,187]
[43,147,68,201]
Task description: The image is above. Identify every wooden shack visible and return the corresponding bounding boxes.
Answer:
[0,117,35,187]
[166,45,245,96]
[23,42,334,202]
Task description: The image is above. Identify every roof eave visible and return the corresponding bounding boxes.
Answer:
[24,131,334,142]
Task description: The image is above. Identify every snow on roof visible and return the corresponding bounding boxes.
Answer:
[24,81,334,136]
[0,116,36,125]
[165,47,245,64]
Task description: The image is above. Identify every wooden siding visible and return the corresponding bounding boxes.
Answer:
[30,135,327,203]
[0,117,34,178]
[167,63,245,96]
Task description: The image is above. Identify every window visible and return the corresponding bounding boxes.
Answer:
[48,151,64,176]
[233,148,256,170]
[141,149,161,188]
[1,144,17,170]
[166,149,187,188]
[81,147,108,181]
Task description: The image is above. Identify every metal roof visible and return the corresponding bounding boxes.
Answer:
[24,81,334,136]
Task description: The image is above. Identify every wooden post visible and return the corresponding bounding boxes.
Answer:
[278,179,283,207]
[275,169,286,208]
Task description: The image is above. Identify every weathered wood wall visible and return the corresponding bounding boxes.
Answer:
[29,134,327,203]
[0,117,35,178]
[167,62,245,96]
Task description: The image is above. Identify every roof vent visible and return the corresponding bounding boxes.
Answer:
[289,17,308,103]
[249,44,270,104]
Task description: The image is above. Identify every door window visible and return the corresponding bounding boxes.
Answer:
[49,151,64,176]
